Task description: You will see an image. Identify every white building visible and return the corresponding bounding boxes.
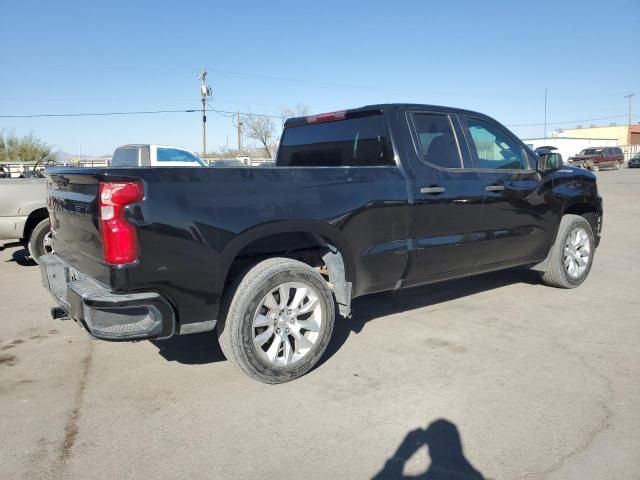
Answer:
[523,137,618,163]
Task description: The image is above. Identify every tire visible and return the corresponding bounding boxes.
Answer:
[615,161,621,170]
[541,214,595,289]
[591,164,599,172]
[27,218,53,264]
[217,257,335,384]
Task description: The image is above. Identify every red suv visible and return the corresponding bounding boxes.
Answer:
[570,147,624,171]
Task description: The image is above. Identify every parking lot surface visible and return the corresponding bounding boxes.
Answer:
[1,170,639,480]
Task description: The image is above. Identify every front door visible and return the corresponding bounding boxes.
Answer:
[407,111,485,278]
[459,115,554,266]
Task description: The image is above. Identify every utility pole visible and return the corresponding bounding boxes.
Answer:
[624,93,635,145]
[198,70,212,158]
[236,112,243,152]
[543,87,548,139]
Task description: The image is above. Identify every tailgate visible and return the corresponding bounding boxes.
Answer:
[46,171,106,281]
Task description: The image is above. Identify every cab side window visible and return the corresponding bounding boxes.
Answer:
[463,117,529,170]
[157,148,202,164]
[411,113,463,169]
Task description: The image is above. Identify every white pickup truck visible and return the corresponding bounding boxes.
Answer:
[111,144,206,167]
[0,178,51,262]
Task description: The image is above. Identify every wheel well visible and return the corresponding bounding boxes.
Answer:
[22,208,49,241]
[564,203,600,234]
[227,232,352,317]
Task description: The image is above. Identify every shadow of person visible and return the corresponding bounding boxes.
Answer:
[373,419,485,480]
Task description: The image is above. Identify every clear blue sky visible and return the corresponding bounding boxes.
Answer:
[1,0,638,155]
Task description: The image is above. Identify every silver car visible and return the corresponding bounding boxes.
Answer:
[0,178,51,262]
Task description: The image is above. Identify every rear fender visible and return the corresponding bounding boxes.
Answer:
[219,220,356,303]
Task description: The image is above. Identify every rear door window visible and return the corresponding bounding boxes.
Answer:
[277,115,392,167]
[411,113,463,169]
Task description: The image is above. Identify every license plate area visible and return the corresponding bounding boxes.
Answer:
[46,263,75,307]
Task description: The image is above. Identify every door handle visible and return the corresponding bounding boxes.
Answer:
[485,185,505,192]
[420,186,446,194]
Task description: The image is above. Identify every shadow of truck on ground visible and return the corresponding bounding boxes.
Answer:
[153,267,541,366]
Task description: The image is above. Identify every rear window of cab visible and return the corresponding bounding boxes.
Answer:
[277,115,392,167]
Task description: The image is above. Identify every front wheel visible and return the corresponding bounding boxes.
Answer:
[27,218,53,264]
[217,258,335,383]
[540,214,595,288]
[615,161,621,170]
[591,164,600,172]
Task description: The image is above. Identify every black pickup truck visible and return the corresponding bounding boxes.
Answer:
[40,104,603,383]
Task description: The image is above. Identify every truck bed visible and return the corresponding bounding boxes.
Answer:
[46,165,411,328]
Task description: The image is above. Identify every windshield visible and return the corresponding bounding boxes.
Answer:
[580,148,602,155]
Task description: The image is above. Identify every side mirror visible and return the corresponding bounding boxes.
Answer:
[537,153,561,172]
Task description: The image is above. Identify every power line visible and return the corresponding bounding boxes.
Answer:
[0,107,285,119]
[206,101,235,118]
[0,108,199,118]
[0,108,630,128]
[208,106,284,119]
[506,114,627,127]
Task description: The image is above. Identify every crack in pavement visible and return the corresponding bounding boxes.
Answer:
[53,340,94,479]
[529,346,614,480]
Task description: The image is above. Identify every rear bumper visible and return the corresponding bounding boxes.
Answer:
[39,254,175,340]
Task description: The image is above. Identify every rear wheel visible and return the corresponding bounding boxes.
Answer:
[27,218,53,264]
[217,257,335,383]
[541,214,595,288]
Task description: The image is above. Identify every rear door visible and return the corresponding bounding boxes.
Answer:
[459,115,553,266]
[406,111,485,278]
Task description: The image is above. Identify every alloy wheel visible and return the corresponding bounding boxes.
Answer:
[252,282,323,366]
[563,227,590,279]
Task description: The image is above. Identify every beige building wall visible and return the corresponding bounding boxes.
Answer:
[557,125,627,145]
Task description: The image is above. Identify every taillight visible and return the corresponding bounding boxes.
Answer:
[99,181,144,265]
[305,110,347,124]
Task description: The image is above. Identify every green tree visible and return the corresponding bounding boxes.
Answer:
[0,131,54,163]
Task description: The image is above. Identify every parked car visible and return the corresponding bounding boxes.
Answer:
[569,147,624,171]
[628,153,640,168]
[40,103,603,383]
[0,178,51,262]
[210,159,247,167]
[111,144,206,167]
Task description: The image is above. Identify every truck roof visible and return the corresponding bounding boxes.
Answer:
[114,144,194,150]
[283,103,492,128]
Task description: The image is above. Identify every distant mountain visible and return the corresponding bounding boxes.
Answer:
[54,151,74,161]
[54,151,110,161]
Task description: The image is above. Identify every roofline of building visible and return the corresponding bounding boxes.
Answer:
[523,136,618,141]
[559,124,640,130]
